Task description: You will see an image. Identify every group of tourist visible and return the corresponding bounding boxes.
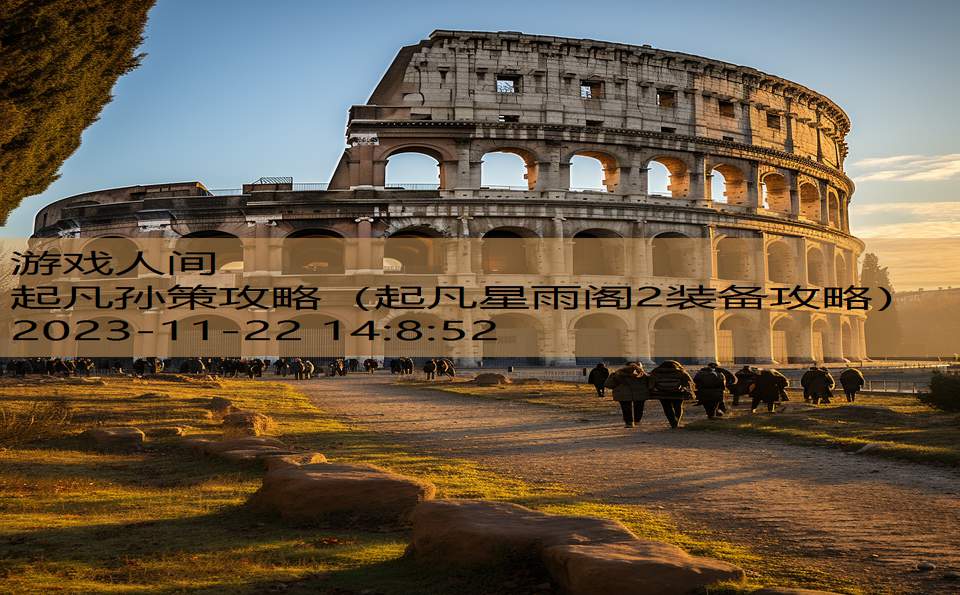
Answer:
[589,360,868,429]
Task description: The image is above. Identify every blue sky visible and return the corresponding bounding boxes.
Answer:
[3,0,958,240]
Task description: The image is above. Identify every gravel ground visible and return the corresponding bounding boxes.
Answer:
[299,375,960,594]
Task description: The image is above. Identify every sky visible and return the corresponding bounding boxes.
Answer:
[3,0,958,287]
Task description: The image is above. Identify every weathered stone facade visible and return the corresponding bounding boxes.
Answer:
[31,30,866,366]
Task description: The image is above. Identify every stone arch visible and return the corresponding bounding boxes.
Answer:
[573,312,628,364]
[710,163,748,205]
[83,236,141,279]
[483,312,544,366]
[828,190,841,228]
[806,246,826,286]
[835,252,848,286]
[841,319,855,361]
[799,182,821,220]
[771,313,804,364]
[572,229,624,275]
[717,314,760,364]
[715,236,753,280]
[384,226,444,273]
[567,150,620,192]
[170,314,241,358]
[279,313,345,362]
[481,147,539,190]
[761,172,789,211]
[283,229,345,274]
[766,240,795,284]
[811,317,836,363]
[383,147,443,189]
[482,227,539,274]
[652,232,697,277]
[645,155,690,198]
[177,230,244,271]
[651,313,699,364]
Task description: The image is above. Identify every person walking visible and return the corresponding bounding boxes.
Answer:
[588,362,610,398]
[693,363,728,419]
[732,365,757,406]
[648,360,695,429]
[800,365,819,402]
[839,367,865,402]
[807,366,836,404]
[423,358,437,380]
[603,363,650,428]
[749,368,789,413]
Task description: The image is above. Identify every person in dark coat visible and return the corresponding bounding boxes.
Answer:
[732,365,757,406]
[839,368,864,402]
[588,362,610,398]
[800,366,819,402]
[693,363,728,419]
[603,363,650,427]
[806,367,836,404]
[423,359,437,380]
[749,368,789,413]
[648,360,695,429]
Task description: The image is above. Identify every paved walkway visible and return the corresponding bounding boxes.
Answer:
[298,375,960,594]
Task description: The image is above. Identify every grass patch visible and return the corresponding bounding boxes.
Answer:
[0,376,863,594]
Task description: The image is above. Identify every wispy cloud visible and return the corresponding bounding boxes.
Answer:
[851,154,960,182]
[851,201,960,238]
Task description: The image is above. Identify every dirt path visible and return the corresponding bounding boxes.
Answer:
[298,375,960,594]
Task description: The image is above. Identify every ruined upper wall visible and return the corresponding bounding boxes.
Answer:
[359,30,850,171]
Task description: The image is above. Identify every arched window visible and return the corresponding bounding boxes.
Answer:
[573,229,623,275]
[481,150,537,190]
[384,228,443,273]
[716,237,753,280]
[574,313,627,364]
[806,247,826,286]
[482,228,538,274]
[384,151,441,189]
[569,151,619,192]
[171,314,241,358]
[771,315,801,364]
[178,231,244,272]
[84,236,140,279]
[652,314,699,364]
[279,314,345,361]
[835,253,848,286]
[766,241,794,283]
[799,183,820,220]
[710,164,747,205]
[828,191,841,228]
[483,313,544,366]
[761,173,789,212]
[652,232,696,277]
[717,315,759,364]
[647,157,689,198]
[283,229,345,274]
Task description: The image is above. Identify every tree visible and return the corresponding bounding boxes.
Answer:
[859,252,902,357]
[0,0,155,224]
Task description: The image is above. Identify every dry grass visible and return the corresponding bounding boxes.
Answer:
[0,396,72,447]
[0,375,864,594]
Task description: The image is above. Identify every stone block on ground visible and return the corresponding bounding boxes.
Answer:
[474,372,511,386]
[180,435,287,456]
[145,426,186,438]
[248,461,436,525]
[218,449,301,464]
[408,500,637,566]
[542,541,745,595]
[134,392,169,400]
[81,427,145,451]
[263,453,328,471]
[206,396,235,414]
[222,410,273,437]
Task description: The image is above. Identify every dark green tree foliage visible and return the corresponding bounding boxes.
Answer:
[859,252,902,357]
[920,371,960,412]
[0,0,154,224]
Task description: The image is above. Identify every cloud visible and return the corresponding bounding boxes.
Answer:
[851,201,960,238]
[851,154,960,183]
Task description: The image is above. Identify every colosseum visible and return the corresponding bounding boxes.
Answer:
[28,29,866,367]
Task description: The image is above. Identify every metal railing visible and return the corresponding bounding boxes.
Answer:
[207,188,243,196]
[383,183,440,190]
[480,185,530,191]
[292,183,330,191]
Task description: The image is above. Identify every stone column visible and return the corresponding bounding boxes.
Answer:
[689,153,707,201]
[745,162,761,209]
[354,217,375,272]
[703,225,716,280]
[818,179,830,226]
[787,171,801,217]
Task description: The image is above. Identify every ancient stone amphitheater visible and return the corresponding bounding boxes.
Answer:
[30,30,865,367]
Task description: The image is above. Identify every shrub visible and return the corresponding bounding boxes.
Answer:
[0,398,72,447]
[919,371,960,412]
